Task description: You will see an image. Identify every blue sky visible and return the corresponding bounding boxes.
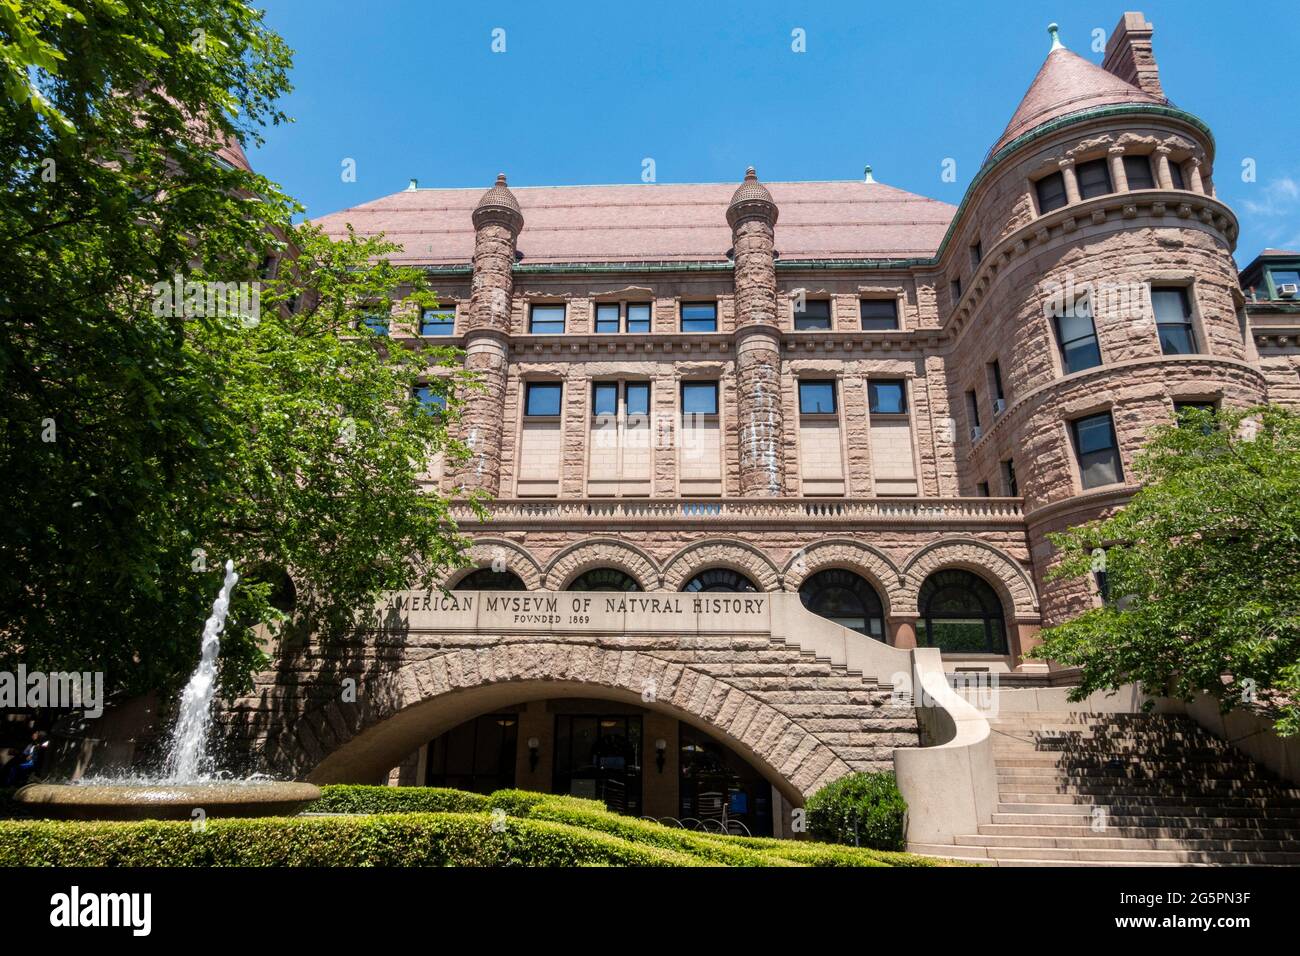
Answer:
[253,0,1300,265]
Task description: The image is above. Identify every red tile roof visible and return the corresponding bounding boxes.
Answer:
[990,46,1165,157]
[312,180,956,265]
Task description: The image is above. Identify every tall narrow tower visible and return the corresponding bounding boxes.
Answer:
[727,168,785,496]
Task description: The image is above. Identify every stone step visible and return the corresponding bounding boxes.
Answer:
[962,829,1297,852]
[918,842,1300,864]
[907,844,1193,866]
[997,780,1300,797]
[997,791,1300,810]
[991,810,1300,831]
[994,760,1268,775]
[977,822,1300,842]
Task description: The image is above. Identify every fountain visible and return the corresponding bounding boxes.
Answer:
[16,560,320,820]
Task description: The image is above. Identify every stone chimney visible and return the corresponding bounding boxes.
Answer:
[727,167,785,496]
[1102,11,1163,98]
[458,173,524,494]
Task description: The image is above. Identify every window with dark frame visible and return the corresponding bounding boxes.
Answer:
[594,303,621,334]
[1123,155,1156,190]
[1168,160,1185,190]
[680,302,717,333]
[420,307,456,336]
[977,481,990,497]
[990,359,1005,403]
[966,390,981,430]
[1071,412,1124,489]
[1076,158,1112,199]
[860,298,899,330]
[950,278,962,303]
[1174,400,1217,432]
[524,382,562,417]
[1002,459,1018,496]
[626,303,652,333]
[1053,295,1102,373]
[794,299,832,331]
[1151,286,1197,355]
[413,385,447,414]
[1035,171,1068,213]
[681,381,718,416]
[529,303,566,334]
[970,241,983,269]
[359,313,389,336]
[798,380,837,415]
[592,381,649,419]
[868,379,907,415]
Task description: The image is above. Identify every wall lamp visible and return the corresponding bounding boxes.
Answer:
[655,738,667,773]
[528,737,540,772]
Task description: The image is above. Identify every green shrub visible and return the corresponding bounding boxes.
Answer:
[306,785,489,815]
[803,771,907,850]
[0,812,699,867]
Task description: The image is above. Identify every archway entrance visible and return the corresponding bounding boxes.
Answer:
[411,697,776,834]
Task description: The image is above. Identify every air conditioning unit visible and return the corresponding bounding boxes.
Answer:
[1278,283,1299,299]
[970,425,982,442]
[992,398,1007,415]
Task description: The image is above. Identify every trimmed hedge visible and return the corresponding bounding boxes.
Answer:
[803,771,908,850]
[306,785,489,815]
[0,812,699,867]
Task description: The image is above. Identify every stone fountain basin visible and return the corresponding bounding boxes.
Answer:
[14,782,322,821]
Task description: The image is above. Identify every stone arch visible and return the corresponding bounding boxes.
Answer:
[779,538,904,617]
[280,642,851,802]
[447,538,543,590]
[661,539,780,592]
[900,537,1039,620]
[542,538,660,590]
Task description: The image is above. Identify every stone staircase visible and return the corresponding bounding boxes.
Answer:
[911,711,1300,866]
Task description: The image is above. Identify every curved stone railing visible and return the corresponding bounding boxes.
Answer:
[451,496,1024,526]
[892,648,997,846]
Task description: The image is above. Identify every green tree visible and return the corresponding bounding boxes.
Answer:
[1030,405,1300,734]
[0,3,474,701]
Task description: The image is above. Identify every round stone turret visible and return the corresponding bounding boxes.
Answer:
[726,167,778,229]
[472,172,524,233]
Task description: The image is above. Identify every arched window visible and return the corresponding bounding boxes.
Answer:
[917,569,1007,653]
[567,568,642,592]
[682,568,757,593]
[454,568,527,591]
[798,569,885,638]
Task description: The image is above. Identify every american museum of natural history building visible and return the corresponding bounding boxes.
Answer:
[223,13,1300,858]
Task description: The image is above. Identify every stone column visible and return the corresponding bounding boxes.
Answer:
[458,174,523,495]
[1058,158,1081,204]
[1186,157,1205,194]
[889,617,918,649]
[1107,145,1128,192]
[727,168,786,496]
[1153,146,1174,190]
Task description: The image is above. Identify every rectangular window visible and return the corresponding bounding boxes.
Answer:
[594,303,621,334]
[966,390,981,429]
[681,381,718,416]
[1076,158,1112,199]
[413,385,447,412]
[1035,171,1068,213]
[794,299,832,331]
[950,278,962,303]
[524,382,562,417]
[1272,269,1300,291]
[970,241,983,269]
[1071,412,1124,489]
[1174,400,1217,433]
[1002,459,1018,496]
[990,360,1005,402]
[1053,297,1102,373]
[860,298,899,331]
[976,481,990,497]
[625,382,650,416]
[681,302,717,333]
[626,303,652,333]
[868,379,907,415]
[529,304,566,334]
[420,307,456,336]
[1168,160,1185,190]
[799,380,837,414]
[592,382,618,417]
[359,313,389,336]
[1123,155,1156,190]
[1151,286,1197,355]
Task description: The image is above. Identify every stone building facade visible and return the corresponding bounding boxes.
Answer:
[229,12,1298,833]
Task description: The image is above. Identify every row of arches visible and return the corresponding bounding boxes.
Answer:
[455,561,1011,654]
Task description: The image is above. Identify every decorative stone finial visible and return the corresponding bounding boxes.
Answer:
[406,178,418,191]
[727,166,777,228]
[863,164,876,184]
[1048,22,1064,51]
[472,171,523,231]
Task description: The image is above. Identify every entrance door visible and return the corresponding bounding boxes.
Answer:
[678,723,773,836]
[424,713,518,793]
[553,714,643,816]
